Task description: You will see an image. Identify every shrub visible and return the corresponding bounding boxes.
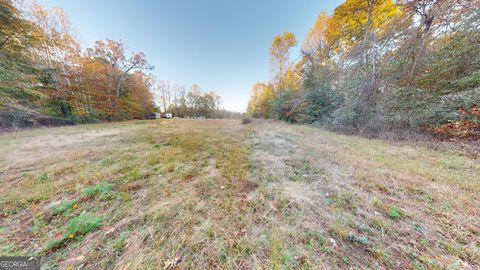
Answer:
[299,85,341,124]
[241,117,252,125]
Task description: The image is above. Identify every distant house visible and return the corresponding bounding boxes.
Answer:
[147,112,161,119]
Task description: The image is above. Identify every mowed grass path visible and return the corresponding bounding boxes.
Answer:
[0,119,478,269]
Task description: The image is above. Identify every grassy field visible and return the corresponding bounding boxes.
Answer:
[0,119,478,269]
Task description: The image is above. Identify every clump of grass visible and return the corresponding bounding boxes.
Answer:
[359,223,375,234]
[371,197,382,208]
[347,233,369,246]
[369,245,393,266]
[304,229,325,248]
[207,147,215,157]
[32,213,47,237]
[203,224,215,239]
[282,250,294,267]
[66,213,103,236]
[50,199,78,215]
[128,167,139,181]
[166,162,176,173]
[370,217,390,235]
[331,192,357,210]
[37,172,49,183]
[330,214,352,239]
[101,191,117,201]
[112,231,129,252]
[287,159,313,182]
[44,213,103,252]
[387,205,402,219]
[372,198,402,220]
[289,170,303,182]
[84,181,114,197]
[442,201,452,212]
[323,197,333,206]
[0,243,21,256]
[268,231,285,270]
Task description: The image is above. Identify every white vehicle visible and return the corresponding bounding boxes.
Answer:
[165,113,173,119]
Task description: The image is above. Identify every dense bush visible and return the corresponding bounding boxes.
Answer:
[247,0,480,140]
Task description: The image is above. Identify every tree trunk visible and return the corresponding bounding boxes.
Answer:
[362,0,374,65]
[360,0,375,114]
[0,33,13,49]
[404,2,438,84]
[112,73,125,119]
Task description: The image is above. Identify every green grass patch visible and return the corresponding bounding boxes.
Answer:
[44,213,103,252]
[387,206,402,219]
[347,233,369,246]
[50,199,78,215]
[99,158,115,167]
[112,231,129,252]
[84,181,114,197]
[37,172,49,183]
[66,213,103,236]
[0,243,22,256]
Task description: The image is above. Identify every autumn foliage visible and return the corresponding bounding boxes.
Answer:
[0,1,235,128]
[426,105,480,140]
[0,1,161,127]
[248,0,480,140]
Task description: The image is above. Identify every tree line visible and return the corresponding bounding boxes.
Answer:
[247,0,480,139]
[0,0,234,128]
[155,82,239,119]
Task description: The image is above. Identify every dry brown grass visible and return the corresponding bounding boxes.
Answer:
[0,119,478,269]
[249,121,479,269]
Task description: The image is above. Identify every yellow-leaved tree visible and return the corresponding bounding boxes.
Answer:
[269,32,297,90]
